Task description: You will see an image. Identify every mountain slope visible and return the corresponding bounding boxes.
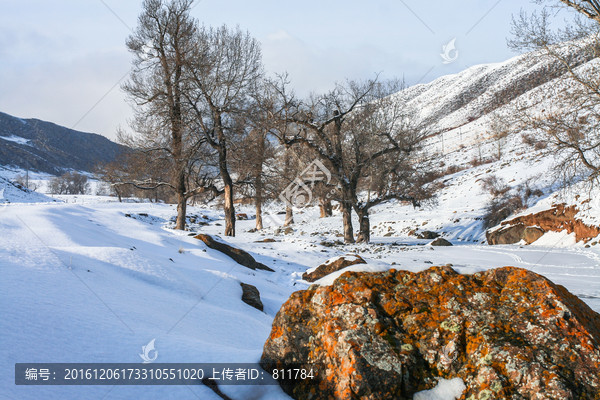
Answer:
[0,111,127,175]
[396,41,593,133]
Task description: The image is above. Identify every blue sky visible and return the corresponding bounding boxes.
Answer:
[0,0,553,139]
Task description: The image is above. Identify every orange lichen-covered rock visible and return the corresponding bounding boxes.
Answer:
[261,266,600,400]
[487,203,600,244]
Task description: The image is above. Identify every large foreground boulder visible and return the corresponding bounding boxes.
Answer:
[487,203,600,245]
[194,234,274,271]
[261,266,600,400]
[302,254,366,282]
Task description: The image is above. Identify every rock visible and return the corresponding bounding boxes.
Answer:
[275,226,294,235]
[487,203,600,245]
[201,376,233,400]
[236,213,248,220]
[487,225,545,245]
[487,223,526,245]
[194,234,274,272]
[302,254,366,282]
[430,238,452,246]
[261,266,600,400]
[319,240,343,248]
[255,238,277,243]
[240,283,263,311]
[417,230,440,240]
[522,226,545,243]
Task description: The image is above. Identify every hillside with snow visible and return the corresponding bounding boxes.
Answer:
[2,44,600,400]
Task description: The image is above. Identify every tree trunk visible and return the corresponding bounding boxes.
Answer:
[215,114,235,237]
[223,177,235,236]
[319,198,333,218]
[282,144,294,227]
[284,206,294,226]
[356,208,370,244]
[176,191,187,230]
[254,133,265,230]
[255,173,263,230]
[341,202,355,243]
[174,168,187,230]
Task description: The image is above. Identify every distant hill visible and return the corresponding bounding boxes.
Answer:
[0,111,127,175]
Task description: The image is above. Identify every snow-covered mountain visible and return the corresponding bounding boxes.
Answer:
[395,41,592,134]
[0,111,127,175]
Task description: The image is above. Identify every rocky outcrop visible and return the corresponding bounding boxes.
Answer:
[194,234,274,271]
[240,283,263,311]
[302,255,366,282]
[487,203,600,245]
[430,238,452,246]
[261,266,600,400]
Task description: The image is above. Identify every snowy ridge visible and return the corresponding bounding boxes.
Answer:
[395,40,592,135]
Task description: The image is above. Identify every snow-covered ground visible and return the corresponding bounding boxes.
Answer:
[1,185,600,399]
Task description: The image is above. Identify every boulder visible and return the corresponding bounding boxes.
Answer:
[430,238,452,246]
[236,213,249,220]
[522,226,545,243]
[487,223,526,245]
[240,283,263,311]
[261,266,600,400]
[487,203,600,245]
[194,234,274,272]
[302,254,366,282]
[417,230,440,240]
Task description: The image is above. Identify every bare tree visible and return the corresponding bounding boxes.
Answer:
[185,25,263,236]
[123,0,199,230]
[509,0,600,186]
[346,83,431,243]
[48,172,90,195]
[230,124,276,230]
[269,78,429,243]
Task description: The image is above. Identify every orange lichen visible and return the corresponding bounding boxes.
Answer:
[261,266,600,400]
